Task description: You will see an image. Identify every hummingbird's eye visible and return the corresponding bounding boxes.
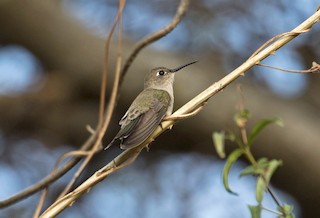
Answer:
[157,70,165,76]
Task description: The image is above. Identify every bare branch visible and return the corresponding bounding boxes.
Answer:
[257,61,320,74]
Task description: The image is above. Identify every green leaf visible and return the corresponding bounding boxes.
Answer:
[256,175,266,203]
[248,117,283,146]
[234,109,251,128]
[256,159,282,203]
[222,148,244,195]
[212,131,226,158]
[248,204,262,218]
[239,165,256,177]
[239,158,268,177]
[280,214,295,218]
[263,159,283,186]
[278,204,295,218]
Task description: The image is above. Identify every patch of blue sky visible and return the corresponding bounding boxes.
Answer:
[222,17,251,54]
[0,164,24,199]
[255,49,307,98]
[62,0,184,51]
[82,154,300,218]
[288,0,319,14]
[0,45,42,95]
[62,0,117,36]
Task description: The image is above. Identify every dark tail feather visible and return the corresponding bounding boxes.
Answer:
[104,138,116,150]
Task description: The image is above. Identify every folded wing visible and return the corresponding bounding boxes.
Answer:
[114,89,170,149]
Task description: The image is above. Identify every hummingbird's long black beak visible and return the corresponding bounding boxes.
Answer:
[169,60,198,73]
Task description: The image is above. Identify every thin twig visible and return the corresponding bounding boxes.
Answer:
[40,8,320,217]
[57,0,126,199]
[267,186,282,207]
[120,0,189,83]
[261,206,283,216]
[257,62,320,73]
[248,30,309,60]
[33,188,48,218]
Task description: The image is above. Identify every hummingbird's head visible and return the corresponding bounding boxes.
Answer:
[144,61,197,89]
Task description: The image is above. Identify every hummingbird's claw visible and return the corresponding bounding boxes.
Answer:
[145,143,152,152]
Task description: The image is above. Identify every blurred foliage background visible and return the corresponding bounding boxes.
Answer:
[0,0,319,217]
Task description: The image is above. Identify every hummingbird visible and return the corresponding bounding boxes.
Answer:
[106,61,197,150]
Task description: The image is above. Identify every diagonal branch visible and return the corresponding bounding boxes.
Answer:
[39,7,320,218]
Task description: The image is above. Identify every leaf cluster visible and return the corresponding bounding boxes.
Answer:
[213,109,294,218]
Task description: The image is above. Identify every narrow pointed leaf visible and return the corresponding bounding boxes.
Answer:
[239,165,256,177]
[256,159,282,203]
[280,214,295,218]
[263,159,283,186]
[248,118,283,146]
[256,175,266,203]
[278,204,295,218]
[248,204,262,218]
[212,131,226,158]
[222,148,244,195]
[257,158,269,165]
[240,158,268,177]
